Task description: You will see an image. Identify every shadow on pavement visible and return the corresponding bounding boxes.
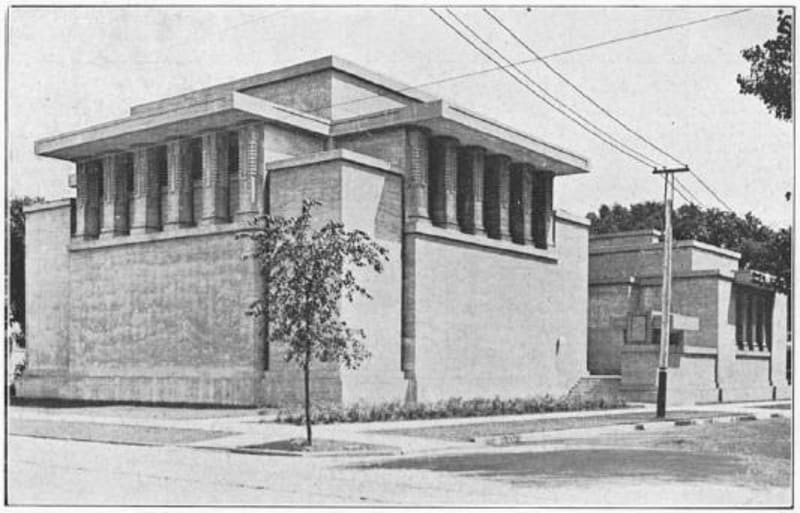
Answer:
[360,448,746,485]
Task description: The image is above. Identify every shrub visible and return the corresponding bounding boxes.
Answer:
[274,394,626,425]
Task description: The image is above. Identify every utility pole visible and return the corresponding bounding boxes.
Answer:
[652,166,690,419]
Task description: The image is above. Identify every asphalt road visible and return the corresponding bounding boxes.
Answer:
[7,427,791,507]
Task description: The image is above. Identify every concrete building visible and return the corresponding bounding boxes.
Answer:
[588,230,790,405]
[21,56,592,406]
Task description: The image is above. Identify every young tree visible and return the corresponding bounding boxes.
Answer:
[237,199,389,445]
[736,9,792,121]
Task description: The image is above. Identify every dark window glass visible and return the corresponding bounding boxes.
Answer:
[154,146,168,187]
[189,138,203,181]
[228,132,239,176]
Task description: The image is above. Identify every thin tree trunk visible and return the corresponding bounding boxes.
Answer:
[304,360,311,446]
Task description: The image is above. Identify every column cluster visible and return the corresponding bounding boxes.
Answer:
[73,123,264,240]
[735,289,773,351]
[405,129,555,249]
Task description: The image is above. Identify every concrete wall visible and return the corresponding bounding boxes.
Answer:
[686,244,739,273]
[330,70,413,120]
[718,279,790,401]
[587,282,637,375]
[591,230,788,405]
[339,163,405,403]
[242,68,417,121]
[266,153,406,405]
[638,276,720,348]
[263,125,325,163]
[590,247,665,281]
[590,242,738,282]
[335,128,408,169]
[21,201,73,397]
[242,70,333,118]
[411,217,589,402]
[620,345,719,405]
[264,159,345,405]
[63,229,257,404]
[770,292,790,398]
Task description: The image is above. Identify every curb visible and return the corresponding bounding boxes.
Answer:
[475,411,788,446]
[228,447,403,458]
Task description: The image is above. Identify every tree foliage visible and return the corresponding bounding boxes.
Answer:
[736,9,792,121]
[587,202,791,294]
[8,195,45,335]
[237,199,389,445]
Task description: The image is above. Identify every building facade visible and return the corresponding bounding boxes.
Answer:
[22,56,592,406]
[588,230,789,405]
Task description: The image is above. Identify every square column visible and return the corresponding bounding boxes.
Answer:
[85,161,102,239]
[509,162,533,245]
[428,136,459,229]
[164,139,193,229]
[456,146,485,235]
[532,170,554,249]
[100,153,131,237]
[75,160,102,239]
[74,161,88,239]
[201,131,230,224]
[522,167,534,245]
[404,127,430,222]
[131,147,161,234]
[236,123,264,221]
[484,154,511,241]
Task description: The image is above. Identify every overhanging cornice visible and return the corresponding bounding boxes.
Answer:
[35,92,331,161]
[332,100,590,176]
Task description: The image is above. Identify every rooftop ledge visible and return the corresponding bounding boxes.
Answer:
[35,96,589,177]
[34,92,330,161]
[589,238,742,260]
[333,100,590,176]
[129,55,438,117]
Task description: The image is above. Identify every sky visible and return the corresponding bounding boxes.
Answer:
[7,5,794,229]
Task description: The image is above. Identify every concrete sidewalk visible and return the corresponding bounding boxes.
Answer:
[8,399,791,456]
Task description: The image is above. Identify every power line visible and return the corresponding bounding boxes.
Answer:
[686,171,735,211]
[675,177,705,207]
[304,8,752,121]
[444,9,708,210]
[446,9,662,168]
[484,10,670,164]
[433,8,656,168]
[483,7,737,212]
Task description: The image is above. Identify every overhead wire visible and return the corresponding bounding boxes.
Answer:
[482,7,733,211]
[432,8,658,169]
[446,8,663,168]
[436,8,706,208]
[299,7,752,128]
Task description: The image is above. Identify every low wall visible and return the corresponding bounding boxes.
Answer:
[411,215,589,402]
[620,345,719,405]
[21,210,261,405]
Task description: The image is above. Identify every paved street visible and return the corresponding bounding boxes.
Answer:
[7,434,791,506]
[6,402,792,507]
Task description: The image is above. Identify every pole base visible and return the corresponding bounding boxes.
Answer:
[656,368,668,418]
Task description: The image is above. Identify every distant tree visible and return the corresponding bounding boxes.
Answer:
[587,202,790,294]
[237,199,388,446]
[736,9,792,121]
[8,195,45,339]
